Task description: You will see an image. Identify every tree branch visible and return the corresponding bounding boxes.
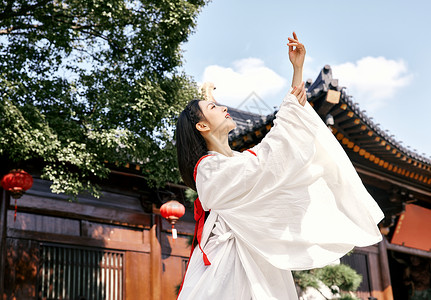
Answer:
[0,0,51,21]
[72,47,104,64]
[80,29,125,52]
[0,22,95,35]
[0,24,45,35]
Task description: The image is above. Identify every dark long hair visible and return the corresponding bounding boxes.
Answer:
[176,99,208,191]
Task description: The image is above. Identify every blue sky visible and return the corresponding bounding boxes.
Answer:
[181,0,431,157]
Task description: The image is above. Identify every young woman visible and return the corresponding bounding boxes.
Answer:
[175,33,383,300]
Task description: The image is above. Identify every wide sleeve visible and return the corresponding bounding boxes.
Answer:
[196,92,384,270]
[196,93,320,210]
[250,92,320,174]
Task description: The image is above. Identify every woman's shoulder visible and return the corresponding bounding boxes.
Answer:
[196,149,255,175]
[207,149,256,157]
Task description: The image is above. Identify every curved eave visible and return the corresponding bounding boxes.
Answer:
[230,65,431,192]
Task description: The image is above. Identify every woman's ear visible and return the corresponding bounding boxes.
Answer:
[196,121,210,132]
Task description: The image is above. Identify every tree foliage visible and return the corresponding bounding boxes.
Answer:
[293,263,362,299]
[0,0,207,196]
[315,264,362,293]
[293,269,320,291]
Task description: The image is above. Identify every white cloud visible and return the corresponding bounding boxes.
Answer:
[332,56,413,111]
[201,58,287,107]
[199,56,412,114]
[303,55,321,82]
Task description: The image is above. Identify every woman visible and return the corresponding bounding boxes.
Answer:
[175,33,383,300]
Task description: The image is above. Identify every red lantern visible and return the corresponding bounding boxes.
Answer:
[1,169,33,221]
[160,200,185,239]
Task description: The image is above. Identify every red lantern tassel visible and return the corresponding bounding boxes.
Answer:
[172,224,177,239]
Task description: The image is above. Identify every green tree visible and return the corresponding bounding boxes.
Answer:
[315,264,362,294]
[293,263,362,300]
[0,0,207,197]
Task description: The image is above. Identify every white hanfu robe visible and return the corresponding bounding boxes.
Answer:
[178,92,384,300]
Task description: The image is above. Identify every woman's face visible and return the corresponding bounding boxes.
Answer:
[197,101,236,135]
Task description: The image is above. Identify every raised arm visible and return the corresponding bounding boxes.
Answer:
[287,32,306,89]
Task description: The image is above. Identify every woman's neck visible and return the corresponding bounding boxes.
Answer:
[205,133,234,157]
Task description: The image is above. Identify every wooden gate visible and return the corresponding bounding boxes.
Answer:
[38,243,125,300]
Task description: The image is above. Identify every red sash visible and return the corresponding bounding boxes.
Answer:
[191,154,214,266]
[176,154,213,298]
[192,197,211,265]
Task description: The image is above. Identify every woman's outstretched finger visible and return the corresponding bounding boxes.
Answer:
[299,89,305,103]
[302,90,308,105]
[299,95,306,106]
[297,86,307,106]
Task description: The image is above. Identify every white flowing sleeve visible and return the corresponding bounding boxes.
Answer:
[196,92,384,270]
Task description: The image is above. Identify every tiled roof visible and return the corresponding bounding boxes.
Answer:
[229,65,431,191]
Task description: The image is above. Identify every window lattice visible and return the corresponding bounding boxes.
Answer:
[38,244,124,300]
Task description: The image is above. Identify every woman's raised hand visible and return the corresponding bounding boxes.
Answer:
[291,81,307,107]
[287,32,306,70]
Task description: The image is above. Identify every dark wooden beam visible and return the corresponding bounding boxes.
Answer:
[334,110,353,123]
[378,239,394,300]
[14,195,152,227]
[312,89,340,117]
[329,103,348,117]
[343,124,367,134]
[338,117,361,128]
[7,228,151,253]
[385,236,431,259]
[355,164,431,201]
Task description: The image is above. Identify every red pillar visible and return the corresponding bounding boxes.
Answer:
[150,214,162,300]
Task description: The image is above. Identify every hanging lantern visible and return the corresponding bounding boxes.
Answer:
[1,169,33,221]
[160,200,185,239]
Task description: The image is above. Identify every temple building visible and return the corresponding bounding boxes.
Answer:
[1,66,430,300]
